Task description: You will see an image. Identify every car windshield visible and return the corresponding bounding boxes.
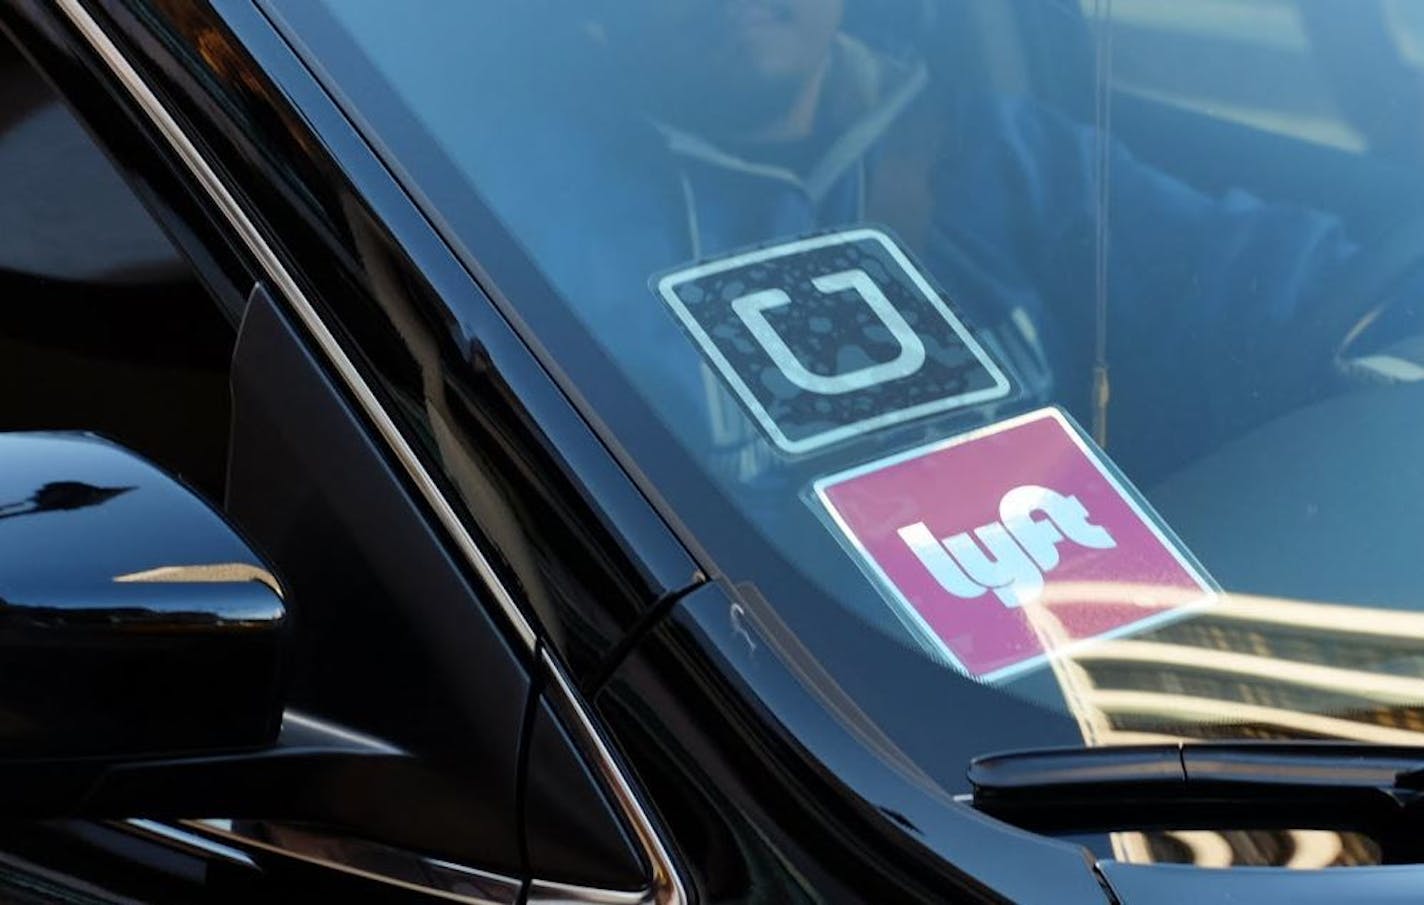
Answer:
[270,0,1424,867]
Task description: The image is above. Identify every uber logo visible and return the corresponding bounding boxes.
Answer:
[657,229,1012,453]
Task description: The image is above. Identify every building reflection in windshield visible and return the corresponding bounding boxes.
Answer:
[1027,584,1424,867]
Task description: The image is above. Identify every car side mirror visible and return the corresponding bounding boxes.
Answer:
[0,432,286,758]
[0,433,446,836]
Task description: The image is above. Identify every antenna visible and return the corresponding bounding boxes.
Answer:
[1091,0,1115,448]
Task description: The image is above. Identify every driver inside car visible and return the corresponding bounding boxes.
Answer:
[473,0,1424,491]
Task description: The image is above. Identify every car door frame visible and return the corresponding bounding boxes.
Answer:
[0,0,693,902]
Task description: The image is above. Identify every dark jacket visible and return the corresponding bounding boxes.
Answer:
[478,34,1393,489]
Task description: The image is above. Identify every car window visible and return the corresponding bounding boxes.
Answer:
[0,32,233,499]
[269,0,1424,868]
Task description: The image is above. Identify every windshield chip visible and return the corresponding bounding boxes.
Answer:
[814,407,1215,681]
[657,228,1012,453]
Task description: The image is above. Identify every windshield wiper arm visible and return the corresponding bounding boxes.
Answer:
[968,742,1424,861]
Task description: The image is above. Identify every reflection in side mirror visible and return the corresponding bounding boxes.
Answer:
[0,432,286,758]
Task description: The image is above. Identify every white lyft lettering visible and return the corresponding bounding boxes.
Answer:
[897,485,1116,607]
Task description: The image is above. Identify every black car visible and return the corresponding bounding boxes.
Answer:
[5,0,1424,902]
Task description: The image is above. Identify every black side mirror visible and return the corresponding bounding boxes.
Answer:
[0,432,285,758]
[0,434,484,846]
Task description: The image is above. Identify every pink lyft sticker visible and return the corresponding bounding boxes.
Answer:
[813,408,1214,682]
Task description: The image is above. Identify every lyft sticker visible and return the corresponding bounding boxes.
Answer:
[814,408,1215,681]
[658,229,1012,453]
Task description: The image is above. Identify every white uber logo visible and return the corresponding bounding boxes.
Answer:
[657,229,1012,453]
[897,485,1116,608]
[732,269,926,395]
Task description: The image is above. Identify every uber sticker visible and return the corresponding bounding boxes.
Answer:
[814,408,1215,682]
[657,229,1012,453]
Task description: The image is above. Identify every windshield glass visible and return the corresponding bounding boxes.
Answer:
[269,0,1424,868]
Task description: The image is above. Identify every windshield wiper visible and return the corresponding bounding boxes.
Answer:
[968,742,1424,862]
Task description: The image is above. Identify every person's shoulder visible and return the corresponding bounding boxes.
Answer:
[828,34,927,114]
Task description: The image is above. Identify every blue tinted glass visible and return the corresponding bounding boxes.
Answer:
[272,0,1424,863]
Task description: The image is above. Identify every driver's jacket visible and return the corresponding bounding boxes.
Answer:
[478,35,1417,496]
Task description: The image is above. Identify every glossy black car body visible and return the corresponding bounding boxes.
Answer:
[2,2,1420,903]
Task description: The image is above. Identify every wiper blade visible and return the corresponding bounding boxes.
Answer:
[971,741,1424,796]
[968,742,1424,861]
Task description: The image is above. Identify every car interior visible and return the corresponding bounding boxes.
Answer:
[455,0,1424,611]
[926,0,1424,609]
